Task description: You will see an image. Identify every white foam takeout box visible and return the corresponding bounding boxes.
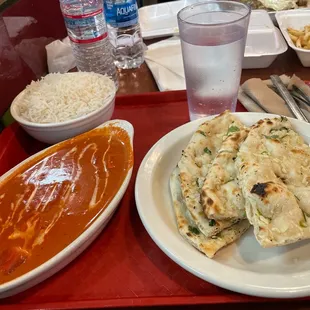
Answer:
[139,3,287,69]
[276,9,310,67]
[244,10,287,69]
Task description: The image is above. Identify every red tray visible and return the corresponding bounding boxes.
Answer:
[0,91,269,310]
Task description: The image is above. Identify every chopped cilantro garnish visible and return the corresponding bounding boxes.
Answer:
[270,127,289,133]
[198,130,206,137]
[280,116,288,122]
[188,225,200,235]
[303,211,307,221]
[204,147,212,155]
[227,126,240,134]
[263,134,280,140]
[257,208,272,220]
[299,211,307,227]
[261,151,269,155]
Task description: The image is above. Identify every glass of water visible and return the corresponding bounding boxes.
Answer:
[177,1,250,120]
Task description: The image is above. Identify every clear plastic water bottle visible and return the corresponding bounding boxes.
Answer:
[59,0,118,87]
[104,0,144,69]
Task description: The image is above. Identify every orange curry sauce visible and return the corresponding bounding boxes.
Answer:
[0,125,133,284]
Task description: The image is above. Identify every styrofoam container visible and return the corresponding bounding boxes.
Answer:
[139,0,203,39]
[276,9,310,67]
[243,10,287,68]
[141,5,287,69]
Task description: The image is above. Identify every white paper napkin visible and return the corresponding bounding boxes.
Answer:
[45,37,76,74]
[145,37,185,91]
[238,86,310,121]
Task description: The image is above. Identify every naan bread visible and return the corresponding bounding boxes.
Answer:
[170,167,250,258]
[236,116,310,247]
[178,111,240,237]
[201,121,249,221]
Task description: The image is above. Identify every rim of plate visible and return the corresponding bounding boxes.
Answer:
[135,112,310,299]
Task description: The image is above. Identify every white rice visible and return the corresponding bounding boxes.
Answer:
[16,72,116,124]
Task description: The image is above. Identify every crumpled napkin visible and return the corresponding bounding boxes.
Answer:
[45,37,76,73]
[144,36,185,91]
[238,75,310,120]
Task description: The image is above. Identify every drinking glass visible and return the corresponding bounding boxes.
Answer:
[177,1,250,120]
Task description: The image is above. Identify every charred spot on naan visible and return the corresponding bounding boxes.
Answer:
[251,119,265,129]
[207,197,214,206]
[201,194,220,215]
[291,148,308,155]
[228,132,241,142]
[250,183,269,197]
[250,182,284,200]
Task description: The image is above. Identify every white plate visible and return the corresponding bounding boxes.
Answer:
[135,112,310,298]
[0,120,134,298]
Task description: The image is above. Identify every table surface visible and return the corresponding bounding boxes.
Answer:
[1,38,309,309]
[116,40,310,309]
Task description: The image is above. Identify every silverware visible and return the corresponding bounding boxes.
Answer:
[270,75,309,123]
[292,85,310,107]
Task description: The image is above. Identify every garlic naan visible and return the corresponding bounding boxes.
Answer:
[170,167,250,258]
[236,116,310,247]
[178,111,240,237]
[201,120,249,221]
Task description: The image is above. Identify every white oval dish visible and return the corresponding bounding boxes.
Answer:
[135,112,310,299]
[10,90,116,145]
[0,119,134,299]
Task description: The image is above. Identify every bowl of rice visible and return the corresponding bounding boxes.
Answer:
[10,72,116,144]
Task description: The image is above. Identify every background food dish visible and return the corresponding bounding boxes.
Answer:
[240,0,310,11]
[276,9,310,66]
[287,24,310,49]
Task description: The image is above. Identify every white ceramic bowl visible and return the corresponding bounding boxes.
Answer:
[10,89,116,144]
[276,9,310,67]
[0,119,134,298]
